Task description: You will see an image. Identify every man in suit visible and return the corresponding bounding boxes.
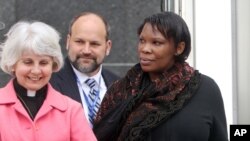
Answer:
[50,12,119,127]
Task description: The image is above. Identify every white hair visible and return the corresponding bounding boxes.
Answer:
[0,20,64,75]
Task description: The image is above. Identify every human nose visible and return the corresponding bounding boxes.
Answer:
[81,43,91,54]
[31,64,42,74]
[140,43,152,53]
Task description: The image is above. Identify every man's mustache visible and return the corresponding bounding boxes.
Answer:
[76,54,95,60]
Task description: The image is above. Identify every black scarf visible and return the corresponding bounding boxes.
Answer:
[94,62,201,141]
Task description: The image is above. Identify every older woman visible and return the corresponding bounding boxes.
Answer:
[0,21,97,141]
[94,12,228,141]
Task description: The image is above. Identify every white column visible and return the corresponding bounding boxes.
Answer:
[235,0,250,124]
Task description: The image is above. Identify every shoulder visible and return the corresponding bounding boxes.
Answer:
[0,81,16,104]
[195,74,223,105]
[61,94,82,107]
[0,80,16,98]
[57,92,82,109]
[199,74,221,93]
[46,84,82,111]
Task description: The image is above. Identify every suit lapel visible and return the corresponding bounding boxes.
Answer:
[102,69,119,88]
[53,58,82,103]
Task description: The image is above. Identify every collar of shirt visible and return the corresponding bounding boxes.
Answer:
[71,65,107,127]
[71,65,103,89]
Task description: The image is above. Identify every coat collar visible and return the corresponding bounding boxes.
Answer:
[0,79,67,112]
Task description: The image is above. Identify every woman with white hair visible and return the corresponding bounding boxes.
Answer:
[0,21,97,141]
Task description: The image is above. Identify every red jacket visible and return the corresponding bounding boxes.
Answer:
[0,80,97,141]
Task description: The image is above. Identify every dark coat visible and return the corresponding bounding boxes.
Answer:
[146,75,228,141]
[50,57,120,104]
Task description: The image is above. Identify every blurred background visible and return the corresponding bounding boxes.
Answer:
[0,0,163,84]
[1,0,250,134]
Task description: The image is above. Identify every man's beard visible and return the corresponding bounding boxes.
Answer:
[71,56,100,74]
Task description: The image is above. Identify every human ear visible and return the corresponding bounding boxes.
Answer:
[106,40,112,56]
[175,42,185,55]
[66,34,70,50]
[52,62,59,72]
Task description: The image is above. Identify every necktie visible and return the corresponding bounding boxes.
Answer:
[85,78,101,124]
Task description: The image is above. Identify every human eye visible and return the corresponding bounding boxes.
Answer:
[139,38,145,44]
[40,60,50,66]
[22,59,33,65]
[152,40,162,46]
[75,39,84,44]
[90,41,101,47]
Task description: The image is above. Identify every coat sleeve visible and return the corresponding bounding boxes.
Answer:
[208,78,229,141]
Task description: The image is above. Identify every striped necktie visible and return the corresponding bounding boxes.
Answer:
[85,78,101,124]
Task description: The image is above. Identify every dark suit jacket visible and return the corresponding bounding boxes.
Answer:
[50,57,120,104]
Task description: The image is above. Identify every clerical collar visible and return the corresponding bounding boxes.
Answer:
[13,78,47,98]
